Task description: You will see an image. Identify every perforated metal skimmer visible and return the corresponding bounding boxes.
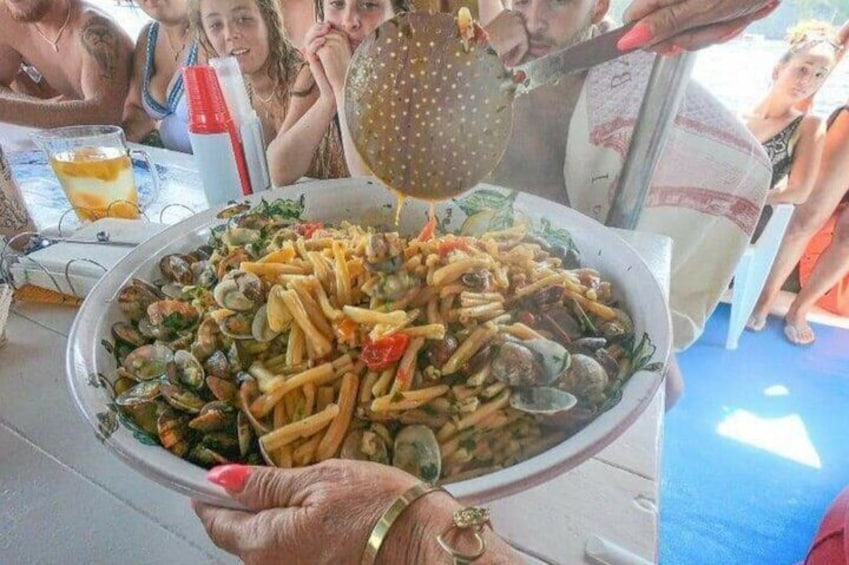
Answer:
[344,12,513,201]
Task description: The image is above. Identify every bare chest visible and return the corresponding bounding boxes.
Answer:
[16,27,84,97]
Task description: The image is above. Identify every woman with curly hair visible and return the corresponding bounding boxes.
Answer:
[190,0,347,184]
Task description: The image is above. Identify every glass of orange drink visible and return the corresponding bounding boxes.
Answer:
[33,125,160,222]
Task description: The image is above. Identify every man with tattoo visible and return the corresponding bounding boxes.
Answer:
[0,0,134,127]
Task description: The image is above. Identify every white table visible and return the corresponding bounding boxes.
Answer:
[1,123,668,564]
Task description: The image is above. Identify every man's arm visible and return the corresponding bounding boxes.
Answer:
[0,14,133,127]
[121,23,156,142]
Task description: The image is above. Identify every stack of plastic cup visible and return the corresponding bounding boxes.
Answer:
[183,65,252,205]
[211,56,270,194]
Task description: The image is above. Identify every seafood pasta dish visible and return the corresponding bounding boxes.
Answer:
[107,197,659,483]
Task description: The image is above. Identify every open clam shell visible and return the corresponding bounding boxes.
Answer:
[510,387,578,416]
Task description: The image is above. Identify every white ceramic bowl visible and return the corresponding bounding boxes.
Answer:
[66,179,671,507]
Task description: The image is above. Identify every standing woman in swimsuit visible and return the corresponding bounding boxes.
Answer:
[745,21,849,342]
[122,0,200,153]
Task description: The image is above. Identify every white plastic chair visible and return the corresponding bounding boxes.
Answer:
[726,203,795,349]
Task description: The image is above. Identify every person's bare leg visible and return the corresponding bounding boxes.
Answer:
[751,110,849,322]
[785,206,849,344]
[750,205,833,324]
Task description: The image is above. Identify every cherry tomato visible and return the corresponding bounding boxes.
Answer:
[361,334,410,370]
[295,222,323,239]
[438,239,471,258]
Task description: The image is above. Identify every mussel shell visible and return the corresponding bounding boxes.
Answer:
[509,387,578,416]
[594,348,621,380]
[188,444,231,467]
[137,317,163,339]
[558,354,609,404]
[111,322,148,348]
[216,311,254,340]
[206,375,238,402]
[251,304,281,343]
[392,425,441,483]
[188,401,235,432]
[160,381,206,414]
[160,282,185,299]
[159,254,195,285]
[524,338,571,382]
[340,429,390,464]
[120,400,162,437]
[538,306,583,344]
[202,431,240,454]
[237,377,270,435]
[237,411,253,458]
[157,409,192,457]
[118,279,163,322]
[115,379,162,407]
[204,350,232,380]
[122,344,174,381]
[491,341,550,387]
[174,350,205,389]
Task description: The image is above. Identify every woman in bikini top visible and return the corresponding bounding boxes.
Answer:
[743,21,843,241]
[744,21,843,199]
[122,0,200,153]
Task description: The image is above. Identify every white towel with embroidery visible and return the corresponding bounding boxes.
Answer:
[564,52,771,350]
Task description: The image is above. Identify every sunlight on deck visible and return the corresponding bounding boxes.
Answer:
[716,409,822,469]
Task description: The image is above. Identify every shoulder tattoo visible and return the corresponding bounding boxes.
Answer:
[81,16,120,81]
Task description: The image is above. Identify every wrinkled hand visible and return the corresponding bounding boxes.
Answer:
[484,9,528,68]
[193,460,424,565]
[621,0,781,53]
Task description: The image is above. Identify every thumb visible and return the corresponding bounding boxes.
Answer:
[207,464,312,511]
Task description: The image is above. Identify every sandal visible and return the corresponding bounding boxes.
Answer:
[745,313,767,332]
[783,322,816,346]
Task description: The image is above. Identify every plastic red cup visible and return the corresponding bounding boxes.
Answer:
[183,65,253,195]
[183,66,231,134]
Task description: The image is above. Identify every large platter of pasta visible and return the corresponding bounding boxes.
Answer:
[66,178,671,507]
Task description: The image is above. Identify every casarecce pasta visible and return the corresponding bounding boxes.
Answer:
[109,199,653,483]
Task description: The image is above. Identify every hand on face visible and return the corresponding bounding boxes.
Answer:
[305,23,353,98]
[485,9,529,68]
[316,30,353,96]
[620,0,781,53]
[193,460,421,565]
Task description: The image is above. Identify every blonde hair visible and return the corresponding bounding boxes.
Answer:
[188,0,308,106]
[780,20,842,63]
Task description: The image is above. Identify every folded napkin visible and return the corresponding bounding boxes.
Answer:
[9,218,166,297]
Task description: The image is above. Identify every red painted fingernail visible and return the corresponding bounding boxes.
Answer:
[207,464,252,493]
[617,22,654,51]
